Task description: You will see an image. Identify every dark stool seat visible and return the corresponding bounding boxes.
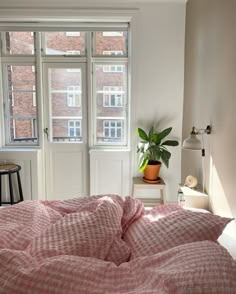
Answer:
[0,164,24,205]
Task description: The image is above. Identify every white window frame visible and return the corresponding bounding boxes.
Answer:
[12,119,16,139]
[67,86,81,107]
[31,118,37,137]
[0,25,129,148]
[11,85,14,106]
[32,85,36,107]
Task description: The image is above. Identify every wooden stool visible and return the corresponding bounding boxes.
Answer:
[0,164,24,206]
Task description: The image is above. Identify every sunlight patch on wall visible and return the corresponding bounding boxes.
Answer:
[209,156,233,217]
[209,156,236,258]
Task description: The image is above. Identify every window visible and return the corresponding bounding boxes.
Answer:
[103,120,122,139]
[45,32,85,55]
[0,27,129,147]
[5,32,35,55]
[67,86,81,107]
[68,120,81,138]
[103,86,123,107]
[95,31,128,56]
[103,65,124,73]
[95,63,127,145]
[4,64,38,144]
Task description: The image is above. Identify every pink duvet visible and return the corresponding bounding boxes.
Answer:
[0,195,235,294]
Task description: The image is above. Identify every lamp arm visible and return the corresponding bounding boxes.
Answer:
[192,125,211,135]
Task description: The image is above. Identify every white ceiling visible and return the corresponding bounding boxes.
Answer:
[0,0,187,9]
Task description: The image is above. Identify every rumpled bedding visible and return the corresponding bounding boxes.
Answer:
[0,195,235,294]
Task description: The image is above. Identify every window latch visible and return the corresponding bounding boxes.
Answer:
[44,128,49,140]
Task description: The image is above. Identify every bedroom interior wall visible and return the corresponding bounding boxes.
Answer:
[131,3,185,203]
[183,0,236,257]
[0,0,186,203]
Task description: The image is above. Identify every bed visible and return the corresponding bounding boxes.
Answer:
[0,194,235,294]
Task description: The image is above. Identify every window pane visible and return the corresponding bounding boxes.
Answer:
[5,32,34,55]
[6,65,38,144]
[8,65,35,91]
[45,32,85,55]
[95,63,127,145]
[11,119,37,143]
[75,128,80,137]
[48,68,83,142]
[94,32,128,56]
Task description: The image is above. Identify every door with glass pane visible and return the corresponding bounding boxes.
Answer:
[43,63,88,200]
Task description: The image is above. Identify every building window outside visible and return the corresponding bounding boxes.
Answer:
[103,86,123,107]
[68,120,81,137]
[102,32,124,37]
[103,120,122,139]
[103,50,123,56]
[67,86,81,107]
[66,32,81,37]
[103,65,124,73]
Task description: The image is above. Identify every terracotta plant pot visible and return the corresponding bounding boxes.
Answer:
[143,161,161,180]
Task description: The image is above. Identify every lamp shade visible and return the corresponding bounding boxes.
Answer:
[182,134,202,150]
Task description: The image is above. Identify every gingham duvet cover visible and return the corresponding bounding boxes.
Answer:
[0,195,235,294]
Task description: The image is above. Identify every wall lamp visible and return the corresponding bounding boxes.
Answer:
[182,125,212,156]
[182,125,212,193]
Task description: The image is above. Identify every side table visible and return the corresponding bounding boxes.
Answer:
[178,185,209,210]
[132,177,166,206]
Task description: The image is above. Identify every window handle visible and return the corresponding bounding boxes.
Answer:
[44,128,49,140]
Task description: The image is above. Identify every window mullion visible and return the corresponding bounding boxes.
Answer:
[86,32,93,147]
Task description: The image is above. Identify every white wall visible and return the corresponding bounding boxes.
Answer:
[131,3,185,202]
[0,1,186,203]
[183,0,236,257]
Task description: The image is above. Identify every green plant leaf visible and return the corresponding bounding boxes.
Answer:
[139,158,149,172]
[148,127,154,142]
[162,140,179,146]
[152,133,161,145]
[136,128,149,142]
[157,127,172,141]
[160,150,171,168]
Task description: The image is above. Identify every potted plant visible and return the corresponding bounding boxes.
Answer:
[136,126,179,182]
